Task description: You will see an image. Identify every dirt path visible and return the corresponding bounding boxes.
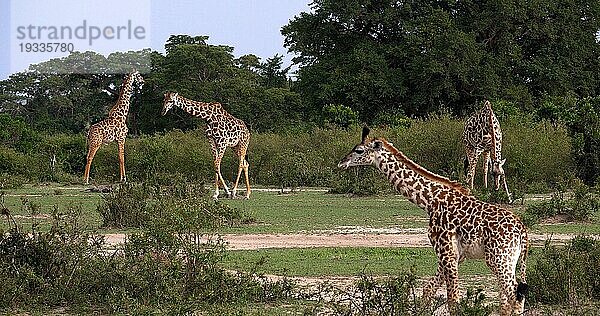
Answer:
[103,231,582,250]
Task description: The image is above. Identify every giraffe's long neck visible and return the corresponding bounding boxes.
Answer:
[174,96,222,122]
[484,102,502,161]
[373,139,469,212]
[108,75,135,123]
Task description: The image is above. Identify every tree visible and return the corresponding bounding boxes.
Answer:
[282,0,600,121]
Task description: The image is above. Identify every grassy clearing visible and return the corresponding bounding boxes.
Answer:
[222,190,423,234]
[2,184,600,235]
[221,247,490,278]
[0,184,102,231]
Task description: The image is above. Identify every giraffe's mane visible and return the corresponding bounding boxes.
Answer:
[108,74,133,116]
[377,138,471,196]
[485,101,497,160]
[176,94,223,109]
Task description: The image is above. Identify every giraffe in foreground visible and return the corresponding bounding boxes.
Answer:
[338,127,528,316]
[162,92,251,200]
[84,71,144,184]
[463,100,512,201]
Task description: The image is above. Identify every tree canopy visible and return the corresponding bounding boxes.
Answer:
[282,0,600,121]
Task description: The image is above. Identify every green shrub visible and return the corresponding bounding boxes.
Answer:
[0,114,40,153]
[528,236,600,306]
[0,189,287,313]
[0,115,576,193]
[97,181,248,229]
[521,181,600,227]
[308,273,492,316]
[323,104,359,128]
[96,183,152,228]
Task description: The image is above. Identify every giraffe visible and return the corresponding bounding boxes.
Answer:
[463,100,512,202]
[83,71,144,184]
[338,127,528,316]
[161,92,251,200]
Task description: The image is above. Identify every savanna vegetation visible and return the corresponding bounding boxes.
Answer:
[1,0,600,314]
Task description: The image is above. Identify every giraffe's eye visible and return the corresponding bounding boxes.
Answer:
[354,148,365,154]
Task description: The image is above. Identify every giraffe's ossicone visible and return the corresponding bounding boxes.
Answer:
[162,92,251,200]
[339,127,528,316]
[83,71,144,184]
[463,100,512,202]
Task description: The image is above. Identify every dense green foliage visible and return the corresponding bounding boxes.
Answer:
[0,194,291,313]
[528,236,600,306]
[0,118,573,193]
[521,181,600,227]
[0,36,306,134]
[283,0,600,119]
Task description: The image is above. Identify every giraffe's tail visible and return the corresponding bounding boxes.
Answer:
[516,233,529,302]
[463,156,469,178]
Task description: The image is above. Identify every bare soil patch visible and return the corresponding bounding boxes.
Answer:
[102,230,582,250]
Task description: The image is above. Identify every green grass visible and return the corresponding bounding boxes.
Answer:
[221,247,490,278]
[222,190,424,234]
[2,184,600,236]
[0,184,102,231]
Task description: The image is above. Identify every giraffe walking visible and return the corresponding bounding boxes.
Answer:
[83,71,144,184]
[162,92,251,200]
[338,127,528,316]
[463,100,512,202]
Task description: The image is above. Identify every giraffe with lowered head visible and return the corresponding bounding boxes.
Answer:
[162,92,251,200]
[338,127,528,316]
[84,71,144,184]
[463,100,511,201]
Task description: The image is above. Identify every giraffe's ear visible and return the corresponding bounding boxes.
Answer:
[361,126,370,144]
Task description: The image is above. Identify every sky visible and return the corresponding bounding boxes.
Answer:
[0,0,312,79]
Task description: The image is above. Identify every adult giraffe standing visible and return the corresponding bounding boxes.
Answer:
[161,92,251,200]
[463,100,512,201]
[338,127,528,316]
[83,71,144,184]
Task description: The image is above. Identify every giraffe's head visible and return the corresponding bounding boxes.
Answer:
[129,70,145,89]
[337,127,383,169]
[491,158,507,191]
[162,92,179,116]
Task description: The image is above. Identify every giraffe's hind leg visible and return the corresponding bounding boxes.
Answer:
[486,248,521,316]
[465,148,482,189]
[231,143,250,199]
[84,140,101,185]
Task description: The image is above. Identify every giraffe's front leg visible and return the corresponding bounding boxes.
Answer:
[118,141,126,183]
[212,149,230,200]
[84,143,100,185]
[422,265,444,304]
[466,148,481,189]
[431,232,460,315]
[482,151,491,189]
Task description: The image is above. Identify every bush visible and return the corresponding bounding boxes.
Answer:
[0,115,576,193]
[97,179,249,229]
[528,236,600,306]
[0,189,288,313]
[306,273,492,316]
[323,104,359,128]
[521,181,600,227]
